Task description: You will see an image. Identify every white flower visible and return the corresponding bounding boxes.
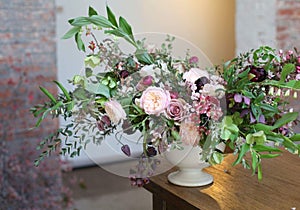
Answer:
[104,100,126,124]
[183,68,209,84]
[202,84,225,98]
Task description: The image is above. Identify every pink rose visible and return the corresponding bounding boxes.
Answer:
[183,68,209,84]
[179,120,200,146]
[165,99,186,121]
[104,100,126,124]
[140,87,171,115]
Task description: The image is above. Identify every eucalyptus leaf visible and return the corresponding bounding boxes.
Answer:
[85,82,111,98]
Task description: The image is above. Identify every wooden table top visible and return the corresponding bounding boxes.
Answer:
[144,150,300,210]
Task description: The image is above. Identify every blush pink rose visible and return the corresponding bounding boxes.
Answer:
[140,87,171,115]
[179,120,200,146]
[165,99,186,121]
[183,68,210,84]
[104,100,126,124]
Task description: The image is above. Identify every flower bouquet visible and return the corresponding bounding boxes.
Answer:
[31,6,300,186]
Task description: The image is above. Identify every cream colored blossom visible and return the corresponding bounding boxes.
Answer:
[104,100,126,124]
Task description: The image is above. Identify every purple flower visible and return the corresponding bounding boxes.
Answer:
[189,56,199,64]
[250,113,256,123]
[240,109,250,118]
[234,94,243,103]
[243,96,251,105]
[248,66,267,82]
[119,70,129,79]
[121,145,131,156]
[258,115,266,124]
[146,146,157,157]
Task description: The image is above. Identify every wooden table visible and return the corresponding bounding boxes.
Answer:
[144,151,300,210]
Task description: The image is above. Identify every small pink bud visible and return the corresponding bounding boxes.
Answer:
[142,75,153,86]
[189,56,199,64]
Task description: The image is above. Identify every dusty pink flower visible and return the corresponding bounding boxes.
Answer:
[183,68,209,84]
[165,99,186,121]
[104,100,126,124]
[179,120,200,146]
[140,87,171,115]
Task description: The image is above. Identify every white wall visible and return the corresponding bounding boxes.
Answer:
[55,0,235,167]
[236,0,277,55]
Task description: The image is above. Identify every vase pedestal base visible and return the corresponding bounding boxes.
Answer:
[167,169,213,187]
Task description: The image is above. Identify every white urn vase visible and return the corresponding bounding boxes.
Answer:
[165,145,213,187]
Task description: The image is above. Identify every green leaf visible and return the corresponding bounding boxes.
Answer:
[85,83,110,98]
[285,80,300,90]
[88,6,98,16]
[106,6,118,27]
[119,16,134,39]
[280,63,295,83]
[257,164,263,180]
[135,49,154,64]
[259,103,278,113]
[211,152,223,164]
[105,29,126,38]
[251,151,259,175]
[252,144,282,153]
[89,15,113,28]
[273,112,298,129]
[75,33,85,52]
[290,134,300,141]
[260,153,281,159]
[62,26,81,39]
[233,143,250,166]
[53,81,71,101]
[254,123,273,133]
[85,68,93,78]
[39,86,57,103]
[84,55,101,68]
[69,16,90,26]
[171,130,181,141]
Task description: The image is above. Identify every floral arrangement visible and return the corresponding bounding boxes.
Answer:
[31,6,300,185]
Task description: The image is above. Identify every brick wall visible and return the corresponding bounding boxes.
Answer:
[276,0,300,50]
[236,0,300,52]
[0,1,63,209]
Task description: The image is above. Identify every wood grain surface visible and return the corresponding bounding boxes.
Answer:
[144,150,300,210]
